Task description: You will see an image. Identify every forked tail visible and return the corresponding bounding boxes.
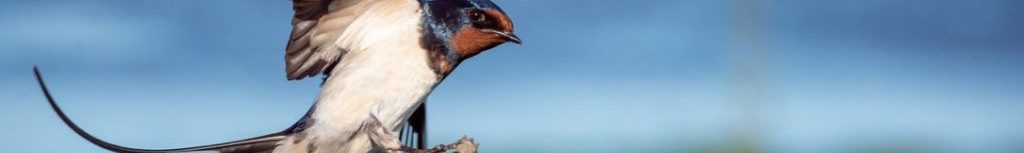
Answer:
[33,66,289,153]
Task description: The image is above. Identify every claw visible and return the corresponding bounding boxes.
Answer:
[364,114,403,152]
[364,114,478,153]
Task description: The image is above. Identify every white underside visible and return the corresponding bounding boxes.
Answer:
[271,0,436,152]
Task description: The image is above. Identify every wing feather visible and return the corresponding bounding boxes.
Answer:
[285,0,377,80]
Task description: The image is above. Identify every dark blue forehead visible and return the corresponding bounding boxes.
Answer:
[418,0,508,72]
[420,0,505,33]
[420,0,503,11]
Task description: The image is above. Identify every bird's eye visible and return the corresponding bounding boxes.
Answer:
[469,10,487,23]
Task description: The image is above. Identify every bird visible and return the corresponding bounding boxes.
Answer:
[32,0,520,152]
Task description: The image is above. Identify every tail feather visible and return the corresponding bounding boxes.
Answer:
[33,66,289,153]
[403,103,427,149]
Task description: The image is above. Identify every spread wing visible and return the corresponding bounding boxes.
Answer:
[402,102,428,149]
[287,0,428,149]
[285,0,373,80]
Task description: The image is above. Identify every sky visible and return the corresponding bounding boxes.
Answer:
[1,0,1023,153]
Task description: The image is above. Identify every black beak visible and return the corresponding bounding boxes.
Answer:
[502,33,522,44]
[483,29,522,44]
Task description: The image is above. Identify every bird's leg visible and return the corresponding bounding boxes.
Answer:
[364,114,431,153]
[365,114,475,153]
[364,114,403,152]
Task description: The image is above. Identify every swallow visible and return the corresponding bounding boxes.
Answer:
[34,0,519,152]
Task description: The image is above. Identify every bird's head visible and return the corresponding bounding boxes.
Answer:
[448,1,520,59]
[422,0,520,61]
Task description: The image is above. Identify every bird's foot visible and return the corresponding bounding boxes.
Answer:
[363,115,478,153]
[364,114,403,152]
[393,136,477,153]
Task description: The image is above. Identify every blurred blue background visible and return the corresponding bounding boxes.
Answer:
[2,0,1022,152]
